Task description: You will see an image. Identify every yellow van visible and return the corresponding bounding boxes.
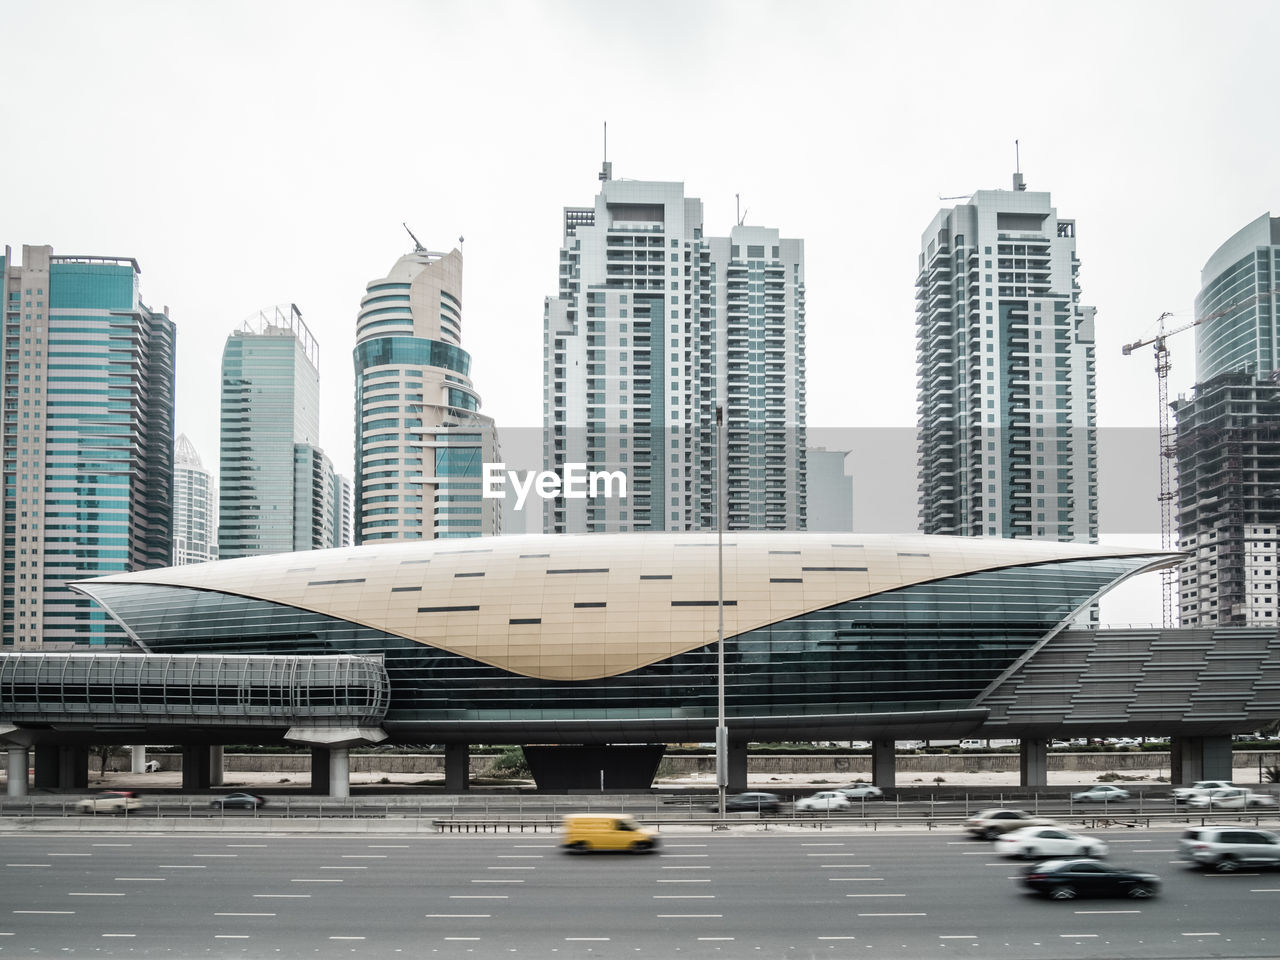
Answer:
[561,814,659,853]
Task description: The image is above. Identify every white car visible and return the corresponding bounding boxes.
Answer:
[995,826,1109,859]
[76,792,144,814]
[794,791,852,812]
[1187,787,1278,810]
[1172,780,1235,803]
[1072,785,1131,803]
[836,783,884,800]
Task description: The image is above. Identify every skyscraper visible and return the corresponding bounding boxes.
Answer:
[916,174,1097,543]
[353,240,500,543]
[173,433,217,565]
[542,166,806,533]
[1,244,175,647]
[1174,213,1280,626]
[1194,212,1279,382]
[218,304,340,559]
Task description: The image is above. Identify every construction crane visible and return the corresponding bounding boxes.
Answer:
[1122,292,1272,626]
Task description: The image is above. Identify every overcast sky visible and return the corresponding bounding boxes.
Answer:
[3,0,1276,622]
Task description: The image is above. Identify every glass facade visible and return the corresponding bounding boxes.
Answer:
[1195,214,1279,382]
[83,556,1143,729]
[1,246,175,647]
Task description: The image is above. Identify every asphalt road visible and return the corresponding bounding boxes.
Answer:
[1,828,1278,957]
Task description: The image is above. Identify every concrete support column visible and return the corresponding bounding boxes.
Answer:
[871,738,896,788]
[129,744,147,774]
[445,743,470,793]
[209,746,224,787]
[310,747,330,794]
[60,746,88,789]
[181,745,212,790]
[328,747,350,799]
[1170,735,1233,784]
[33,744,58,789]
[1019,737,1049,787]
[726,738,748,794]
[6,746,29,797]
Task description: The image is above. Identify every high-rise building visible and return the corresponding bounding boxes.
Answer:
[916,174,1097,542]
[173,433,217,565]
[218,304,340,558]
[1173,371,1280,626]
[1,244,175,647]
[353,241,500,543]
[804,447,853,532]
[1174,213,1280,626]
[1195,213,1279,382]
[542,166,806,533]
[332,473,352,547]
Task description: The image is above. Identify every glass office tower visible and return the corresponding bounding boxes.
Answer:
[0,244,175,647]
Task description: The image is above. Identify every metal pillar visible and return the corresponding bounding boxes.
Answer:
[445,743,470,792]
[1019,737,1049,786]
[871,739,896,788]
[1171,735,1233,784]
[6,746,29,797]
[209,746,224,787]
[328,747,350,799]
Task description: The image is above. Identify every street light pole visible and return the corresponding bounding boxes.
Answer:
[715,405,727,819]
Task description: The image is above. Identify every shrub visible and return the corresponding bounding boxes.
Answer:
[486,746,531,779]
[1263,765,1280,784]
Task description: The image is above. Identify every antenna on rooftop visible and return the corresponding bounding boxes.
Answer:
[458,235,465,256]
[736,193,748,226]
[402,222,426,253]
[599,121,612,182]
[1013,139,1026,191]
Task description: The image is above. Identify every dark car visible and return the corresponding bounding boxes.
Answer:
[209,792,266,810]
[1021,858,1160,900]
[713,792,782,814]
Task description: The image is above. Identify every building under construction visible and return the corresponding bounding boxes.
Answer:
[1174,369,1280,626]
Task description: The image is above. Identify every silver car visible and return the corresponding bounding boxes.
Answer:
[1179,826,1280,872]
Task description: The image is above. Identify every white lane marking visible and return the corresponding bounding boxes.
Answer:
[497,855,543,859]
[92,844,132,847]
[1059,934,1099,938]
[818,936,857,940]
[194,854,237,858]
[13,910,75,915]
[512,844,556,848]
[330,936,366,941]
[665,844,708,848]
[940,935,977,939]
[857,912,926,917]
[6,864,49,868]
[1251,888,1280,892]
[426,914,490,918]
[444,937,481,941]
[290,879,343,883]
[158,865,206,869]
[845,894,906,898]
[102,934,136,937]
[1182,932,1221,936]
[226,844,268,848]
[215,913,276,917]
[486,866,537,870]
[213,935,249,939]
[254,894,310,898]
[802,843,844,847]
[470,879,524,883]
[656,914,723,918]
[450,896,509,900]
[368,844,410,848]
[654,895,716,899]
[69,893,125,897]
[48,853,91,857]
[661,866,710,870]
[1201,871,1260,876]
[341,855,387,859]
[115,877,164,882]
[320,866,367,870]
[829,877,883,881]
[807,853,862,857]
[1074,910,1140,914]
[566,938,610,941]
[654,879,711,883]
[698,937,735,941]
[662,854,709,858]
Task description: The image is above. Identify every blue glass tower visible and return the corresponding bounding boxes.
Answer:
[1,244,176,647]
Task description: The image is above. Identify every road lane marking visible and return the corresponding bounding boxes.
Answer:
[320,866,367,870]
[226,844,268,848]
[368,844,410,848]
[69,893,124,897]
[939,936,976,939]
[1074,910,1140,914]
[665,843,707,847]
[1059,934,1098,938]
[330,937,365,941]
[341,854,387,859]
[486,866,537,870]
[845,894,906,898]
[829,877,883,881]
[444,937,480,941]
[662,854,709,858]
[1182,932,1221,936]
[194,854,237,858]
[566,938,610,942]
[213,935,249,939]
[698,937,734,941]
[450,896,509,900]
[818,936,856,940]
[654,895,716,899]
[1251,888,1280,892]
[802,843,844,846]
[215,913,276,917]
[92,844,132,847]
[102,934,136,938]
[13,911,74,915]
[662,865,710,869]
[655,879,711,883]
[497,855,543,859]
[807,853,862,857]
[115,877,164,882]
[426,914,491,918]
[656,914,722,918]
[6,864,49,868]
[158,865,206,869]
[48,853,90,857]
[470,879,524,883]
[254,894,310,898]
[512,844,556,848]
[857,913,925,917]
[290,879,343,883]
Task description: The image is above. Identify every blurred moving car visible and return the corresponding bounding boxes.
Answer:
[1179,826,1280,871]
[714,792,782,814]
[1071,785,1131,803]
[794,791,852,812]
[76,791,143,814]
[1020,858,1160,900]
[209,792,266,810]
[995,826,1108,859]
[964,808,1056,839]
[836,783,884,800]
[1171,780,1235,803]
[561,814,658,853]
[1186,788,1277,810]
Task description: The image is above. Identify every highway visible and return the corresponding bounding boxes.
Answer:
[1,828,1278,957]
